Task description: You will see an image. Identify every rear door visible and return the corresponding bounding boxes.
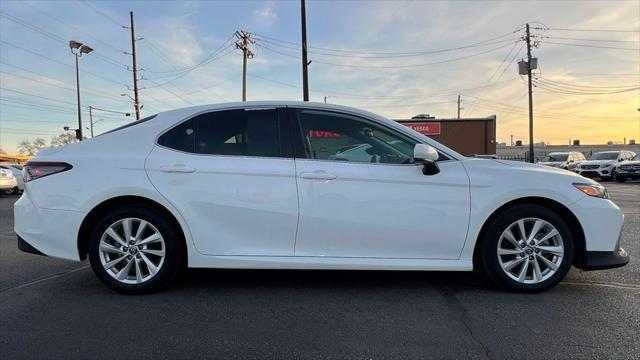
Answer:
[145,107,298,256]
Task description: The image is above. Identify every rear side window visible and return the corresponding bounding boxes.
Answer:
[158,109,282,158]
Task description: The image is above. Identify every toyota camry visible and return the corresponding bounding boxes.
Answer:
[15,102,628,293]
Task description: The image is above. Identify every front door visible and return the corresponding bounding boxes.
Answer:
[290,108,470,259]
[145,107,298,256]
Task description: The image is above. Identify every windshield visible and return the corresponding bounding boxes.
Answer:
[632,153,640,161]
[590,152,618,160]
[542,154,568,162]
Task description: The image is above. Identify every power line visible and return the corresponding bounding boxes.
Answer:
[0,40,126,86]
[22,1,128,55]
[532,80,640,95]
[143,78,195,105]
[535,77,639,89]
[139,34,236,75]
[254,35,520,59]
[252,28,523,56]
[464,41,525,115]
[542,41,639,51]
[256,40,520,69]
[0,65,130,103]
[77,0,126,27]
[544,27,640,33]
[0,11,129,69]
[545,36,640,43]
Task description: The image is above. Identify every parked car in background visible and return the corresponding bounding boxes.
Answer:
[0,164,24,195]
[0,168,18,195]
[14,102,628,294]
[614,153,640,182]
[575,150,636,180]
[538,152,585,170]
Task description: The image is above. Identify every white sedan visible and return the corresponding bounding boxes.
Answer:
[14,102,628,294]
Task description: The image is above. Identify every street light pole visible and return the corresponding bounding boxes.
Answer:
[74,52,82,140]
[69,40,93,141]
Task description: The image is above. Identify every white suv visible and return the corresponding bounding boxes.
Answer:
[0,168,18,194]
[575,150,636,180]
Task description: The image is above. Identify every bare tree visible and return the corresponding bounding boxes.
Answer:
[17,138,47,156]
[50,132,78,147]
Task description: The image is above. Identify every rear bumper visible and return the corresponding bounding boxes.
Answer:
[14,191,85,261]
[581,248,629,270]
[17,234,45,256]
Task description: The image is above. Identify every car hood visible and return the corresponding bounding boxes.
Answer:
[580,160,615,166]
[619,160,640,166]
[469,158,585,178]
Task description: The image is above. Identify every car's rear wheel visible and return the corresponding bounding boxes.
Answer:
[480,204,574,292]
[88,205,183,294]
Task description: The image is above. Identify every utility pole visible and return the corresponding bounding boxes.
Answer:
[525,23,534,163]
[235,30,255,101]
[88,106,131,137]
[301,0,310,101]
[89,106,94,138]
[457,94,461,119]
[128,11,141,120]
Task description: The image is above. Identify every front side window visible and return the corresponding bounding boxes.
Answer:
[158,109,282,157]
[295,109,419,164]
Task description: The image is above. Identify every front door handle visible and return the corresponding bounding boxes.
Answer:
[299,171,337,180]
[160,165,196,173]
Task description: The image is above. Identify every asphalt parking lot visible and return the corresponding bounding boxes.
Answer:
[1,182,638,359]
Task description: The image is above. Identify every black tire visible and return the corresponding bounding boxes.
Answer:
[3,187,18,195]
[616,176,627,183]
[479,204,574,292]
[88,204,184,294]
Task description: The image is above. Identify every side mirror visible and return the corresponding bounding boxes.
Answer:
[414,144,440,175]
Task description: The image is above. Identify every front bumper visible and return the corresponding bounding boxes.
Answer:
[581,247,629,270]
[576,167,613,178]
[615,169,640,179]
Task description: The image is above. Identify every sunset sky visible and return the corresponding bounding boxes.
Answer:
[1,0,639,153]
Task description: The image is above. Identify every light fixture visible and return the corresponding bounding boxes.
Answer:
[69,40,82,49]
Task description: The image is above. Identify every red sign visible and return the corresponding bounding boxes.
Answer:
[401,122,441,136]
[309,130,341,138]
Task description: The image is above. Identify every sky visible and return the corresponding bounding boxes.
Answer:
[0,0,639,153]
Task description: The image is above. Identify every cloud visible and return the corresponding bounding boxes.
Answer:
[252,2,277,26]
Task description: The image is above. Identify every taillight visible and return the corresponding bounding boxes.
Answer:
[23,162,72,182]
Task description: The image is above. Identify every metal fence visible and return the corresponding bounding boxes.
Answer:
[496,154,529,162]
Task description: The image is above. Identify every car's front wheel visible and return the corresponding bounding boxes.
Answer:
[3,186,19,195]
[88,205,184,294]
[480,204,574,292]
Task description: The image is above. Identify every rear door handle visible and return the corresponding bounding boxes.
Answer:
[299,171,337,180]
[160,165,196,173]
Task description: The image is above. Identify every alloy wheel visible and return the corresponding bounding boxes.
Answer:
[497,217,564,284]
[98,218,166,284]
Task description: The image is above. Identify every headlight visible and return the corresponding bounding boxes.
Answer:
[600,164,611,168]
[573,183,608,199]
